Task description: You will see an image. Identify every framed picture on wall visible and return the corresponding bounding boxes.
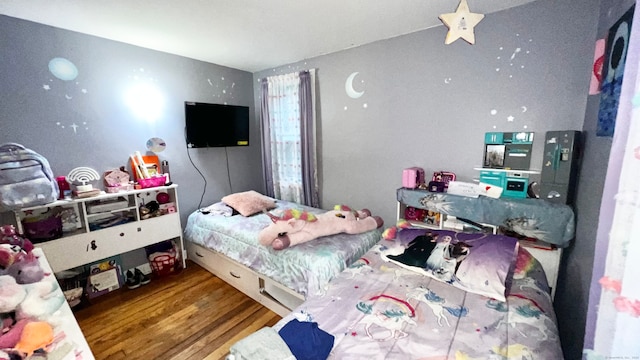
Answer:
[596,4,635,137]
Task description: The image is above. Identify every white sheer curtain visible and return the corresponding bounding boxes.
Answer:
[584,3,640,358]
[260,70,318,206]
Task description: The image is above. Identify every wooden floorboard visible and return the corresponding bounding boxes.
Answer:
[74,260,282,360]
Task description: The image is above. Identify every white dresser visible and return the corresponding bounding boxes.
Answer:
[10,185,185,273]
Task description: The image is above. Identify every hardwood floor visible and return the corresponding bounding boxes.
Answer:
[74,260,282,360]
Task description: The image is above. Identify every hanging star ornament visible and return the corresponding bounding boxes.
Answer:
[439,0,485,45]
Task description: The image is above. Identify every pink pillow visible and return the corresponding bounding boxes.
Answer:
[221,191,276,217]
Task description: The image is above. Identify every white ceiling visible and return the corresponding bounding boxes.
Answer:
[1,0,537,72]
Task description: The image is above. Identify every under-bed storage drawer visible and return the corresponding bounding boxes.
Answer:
[186,242,305,317]
[187,242,259,299]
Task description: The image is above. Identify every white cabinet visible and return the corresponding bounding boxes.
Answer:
[10,185,185,273]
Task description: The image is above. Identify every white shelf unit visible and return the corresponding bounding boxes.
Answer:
[11,184,185,273]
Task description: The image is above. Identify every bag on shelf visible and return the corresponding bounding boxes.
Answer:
[0,143,59,211]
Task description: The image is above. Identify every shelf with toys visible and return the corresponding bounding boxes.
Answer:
[9,184,185,274]
[395,183,574,299]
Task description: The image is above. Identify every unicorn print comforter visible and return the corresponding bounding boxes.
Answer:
[272,239,563,359]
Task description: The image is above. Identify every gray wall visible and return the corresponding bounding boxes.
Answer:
[255,1,603,359]
[0,15,264,227]
[555,0,635,359]
[255,0,599,228]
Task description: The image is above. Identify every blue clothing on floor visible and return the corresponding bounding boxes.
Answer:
[278,319,334,360]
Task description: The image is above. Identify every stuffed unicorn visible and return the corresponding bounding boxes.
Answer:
[259,205,383,250]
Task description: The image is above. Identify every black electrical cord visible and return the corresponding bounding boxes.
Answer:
[224,146,233,194]
[185,127,235,210]
[185,127,207,209]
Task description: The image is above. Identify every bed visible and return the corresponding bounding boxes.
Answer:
[184,191,383,316]
[228,227,564,360]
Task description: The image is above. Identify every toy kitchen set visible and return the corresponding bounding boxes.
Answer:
[478,131,581,204]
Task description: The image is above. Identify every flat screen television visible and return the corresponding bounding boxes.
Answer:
[184,101,250,148]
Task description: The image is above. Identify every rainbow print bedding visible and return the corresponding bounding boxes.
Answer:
[270,232,563,359]
[183,200,382,297]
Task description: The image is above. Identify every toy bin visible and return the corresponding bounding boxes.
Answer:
[138,175,167,189]
[148,251,176,277]
[21,215,63,243]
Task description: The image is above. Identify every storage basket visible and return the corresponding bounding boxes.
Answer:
[138,175,166,189]
[149,252,176,276]
[22,215,63,243]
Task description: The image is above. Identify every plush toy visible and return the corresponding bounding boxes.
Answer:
[259,206,384,250]
[0,245,24,271]
[0,276,26,314]
[381,219,411,240]
[0,276,28,354]
[0,225,34,254]
[0,252,44,285]
[14,321,54,357]
[0,317,28,350]
[16,281,65,323]
[0,349,23,360]
[0,274,64,359]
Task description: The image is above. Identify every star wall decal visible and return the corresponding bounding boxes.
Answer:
[439,0,485,45]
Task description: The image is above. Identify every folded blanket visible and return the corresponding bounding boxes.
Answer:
[228,326,295,360]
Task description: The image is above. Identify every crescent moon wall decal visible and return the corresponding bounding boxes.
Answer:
[345,72,364,99]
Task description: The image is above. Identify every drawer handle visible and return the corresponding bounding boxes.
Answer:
[137,227,142,232]
[195,251,204,258]
[229,271,241,279]
[119,232,125,237]
[87,240,97,251]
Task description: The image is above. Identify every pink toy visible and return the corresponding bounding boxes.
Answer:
[0,276,27,314]
[0,318,28,349]
[0,244,24,270]
[382,219,411,240]
[402,167,425,189]
[0,225,34,253]
[259,207,384,250]
[0,252,44,284]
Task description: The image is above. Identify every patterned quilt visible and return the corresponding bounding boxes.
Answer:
[184,200,381,297]
[273,239,564,359]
